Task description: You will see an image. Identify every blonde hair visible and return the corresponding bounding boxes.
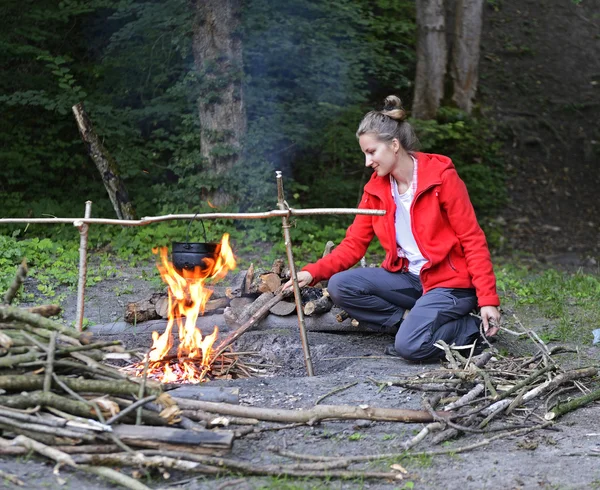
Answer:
[356,95,419,151]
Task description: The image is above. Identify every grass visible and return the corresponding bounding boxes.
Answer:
[256,475,362,489]
[495,261,600,344]
[1,229,598,348]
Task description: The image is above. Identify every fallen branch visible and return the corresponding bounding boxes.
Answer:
[2,259,27,306]
[545,387,600,421]
[78,465,151,490]
[0,375,161,397]
[481,367,598,420]
[72,102,136,220]
[0,391,101,419]
[169,399,451,424]
[0,468,24,486]
[10,434,77,467]
[0,415,97,441]
[0,306,91,343]
[270,423,551,464]
[70,452,402,481]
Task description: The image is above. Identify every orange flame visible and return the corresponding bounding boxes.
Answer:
[146,234,236,383]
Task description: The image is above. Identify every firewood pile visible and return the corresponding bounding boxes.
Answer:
[125,257,340,327]
[367,336,600,450]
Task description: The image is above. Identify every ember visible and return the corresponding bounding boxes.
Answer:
[138,233,236,383]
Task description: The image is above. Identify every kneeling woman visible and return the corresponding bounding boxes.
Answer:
[284,95,501,361]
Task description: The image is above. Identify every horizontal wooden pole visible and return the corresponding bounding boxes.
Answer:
[0,208,385,227]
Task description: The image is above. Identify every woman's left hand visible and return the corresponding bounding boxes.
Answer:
[480,306,501,337]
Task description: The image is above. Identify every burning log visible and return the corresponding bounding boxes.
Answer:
[127,294,231,323]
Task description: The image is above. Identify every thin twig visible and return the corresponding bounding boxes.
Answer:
[43,332,57,393]
[315,382,359,405]
[137,350,151,425]
[106,395,158,425]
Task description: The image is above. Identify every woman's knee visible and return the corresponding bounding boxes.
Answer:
[327,271,360,303]
[393,337,421,361]
[394,326,438,361]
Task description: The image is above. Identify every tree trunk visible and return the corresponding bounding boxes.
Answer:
[412,0,447,120]
[451,0,484,114]
[72,103,136,220]
[191,0,246,207]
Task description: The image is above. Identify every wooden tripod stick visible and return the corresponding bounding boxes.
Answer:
[210,289,292,361]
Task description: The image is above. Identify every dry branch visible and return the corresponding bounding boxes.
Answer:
[69,452,402,481]
[0,306,90,343]
[168,399,451,424]
[211,290,292,359]
[2,259,27,306]
[545,387,600,420]
[72,103,136,220]
[0,375,161,397]
[0,468,23,486]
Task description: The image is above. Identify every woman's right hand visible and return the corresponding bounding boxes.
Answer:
[282,271,313,291]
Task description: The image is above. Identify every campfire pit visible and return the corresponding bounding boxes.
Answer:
[133,233,237,384]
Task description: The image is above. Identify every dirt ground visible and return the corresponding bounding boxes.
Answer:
[2,1,599,489]
[1,259,599,490]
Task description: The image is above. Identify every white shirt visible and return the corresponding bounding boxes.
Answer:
[391,157,427,275]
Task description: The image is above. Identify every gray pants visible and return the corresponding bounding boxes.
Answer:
[327,268,480,361]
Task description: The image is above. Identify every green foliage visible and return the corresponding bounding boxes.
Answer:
[0,234,99,303]
[412,108,507,216]
[0,0,503,254]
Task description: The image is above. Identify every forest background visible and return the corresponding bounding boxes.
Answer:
[0,0,598,319]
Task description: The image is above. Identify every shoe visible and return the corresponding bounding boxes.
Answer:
[466,335,487,356]
[384,343,403,358]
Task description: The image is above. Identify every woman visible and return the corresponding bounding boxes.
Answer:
[285,95,501,361]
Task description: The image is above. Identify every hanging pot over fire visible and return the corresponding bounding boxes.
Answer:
[171,241,221,274]
[171,216,220,274]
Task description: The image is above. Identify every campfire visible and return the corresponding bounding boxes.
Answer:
[137,234,236,384]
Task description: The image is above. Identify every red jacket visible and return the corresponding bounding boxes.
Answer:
[303,152,500,307]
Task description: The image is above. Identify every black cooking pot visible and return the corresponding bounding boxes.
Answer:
[172,242,221,272]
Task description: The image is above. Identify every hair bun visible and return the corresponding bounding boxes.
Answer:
[381,95,406,121]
